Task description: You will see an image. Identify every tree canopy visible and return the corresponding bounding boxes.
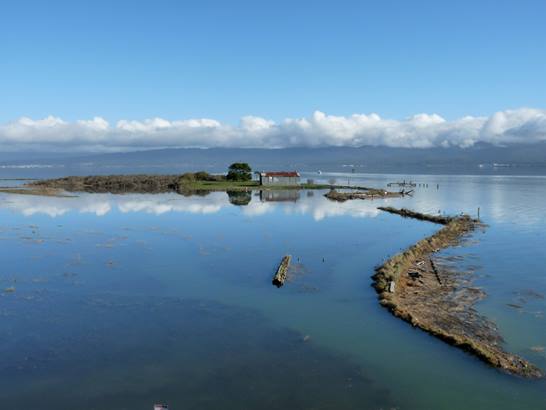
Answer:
[227,162,252,181]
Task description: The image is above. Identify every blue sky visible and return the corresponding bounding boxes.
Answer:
[0,0,545,151]
[1,0,545,123]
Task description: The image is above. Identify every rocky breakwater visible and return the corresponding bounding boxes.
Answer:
[373,207,543,378]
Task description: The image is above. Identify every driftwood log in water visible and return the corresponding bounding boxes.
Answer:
[373,207,543,378]
[273,255,291,287]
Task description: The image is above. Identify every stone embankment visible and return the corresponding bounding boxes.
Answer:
[373,207,543,378]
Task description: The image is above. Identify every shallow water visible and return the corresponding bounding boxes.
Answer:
[1,173,546,409]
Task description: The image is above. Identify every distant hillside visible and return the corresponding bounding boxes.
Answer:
[2,143,546,178]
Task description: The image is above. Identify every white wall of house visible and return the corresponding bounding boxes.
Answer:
[260,176,300,186]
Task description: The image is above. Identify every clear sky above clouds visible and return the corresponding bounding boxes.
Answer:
[1,0,545,151]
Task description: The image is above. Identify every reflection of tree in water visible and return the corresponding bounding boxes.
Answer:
[227,190,252,206]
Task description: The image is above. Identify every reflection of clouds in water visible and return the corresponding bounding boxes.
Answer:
[404,177,546,227]
[241,201,275,217]
[118,200,222,215]
[242,194,381,221]
[80,202,112,216]
[1,190,387,221]
[8,177,545,225]
[19,204,71,217]
[1,192,228,218]
[291,198,381,221]
[3,174,546,226]
[2,195,118,217]
[116,193,227,215]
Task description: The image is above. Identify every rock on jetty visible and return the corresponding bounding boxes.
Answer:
[373,207,543,378]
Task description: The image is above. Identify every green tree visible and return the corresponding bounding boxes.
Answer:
[227,163,252,181]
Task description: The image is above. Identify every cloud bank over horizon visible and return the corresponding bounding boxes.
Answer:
[1,108,545,152]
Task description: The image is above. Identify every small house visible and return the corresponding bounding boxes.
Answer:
[257,171,300,186]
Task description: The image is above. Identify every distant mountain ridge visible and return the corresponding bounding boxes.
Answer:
[2,143,546,177]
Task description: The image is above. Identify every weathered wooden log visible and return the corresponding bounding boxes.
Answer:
[272,255,291,287]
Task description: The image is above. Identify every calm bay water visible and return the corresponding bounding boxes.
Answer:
[1,173,546,409]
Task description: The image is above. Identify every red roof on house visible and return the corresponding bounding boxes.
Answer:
[260,171,300,177]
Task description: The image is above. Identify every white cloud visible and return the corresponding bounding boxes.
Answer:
[1,108,545,151]
[0,190,384,221]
